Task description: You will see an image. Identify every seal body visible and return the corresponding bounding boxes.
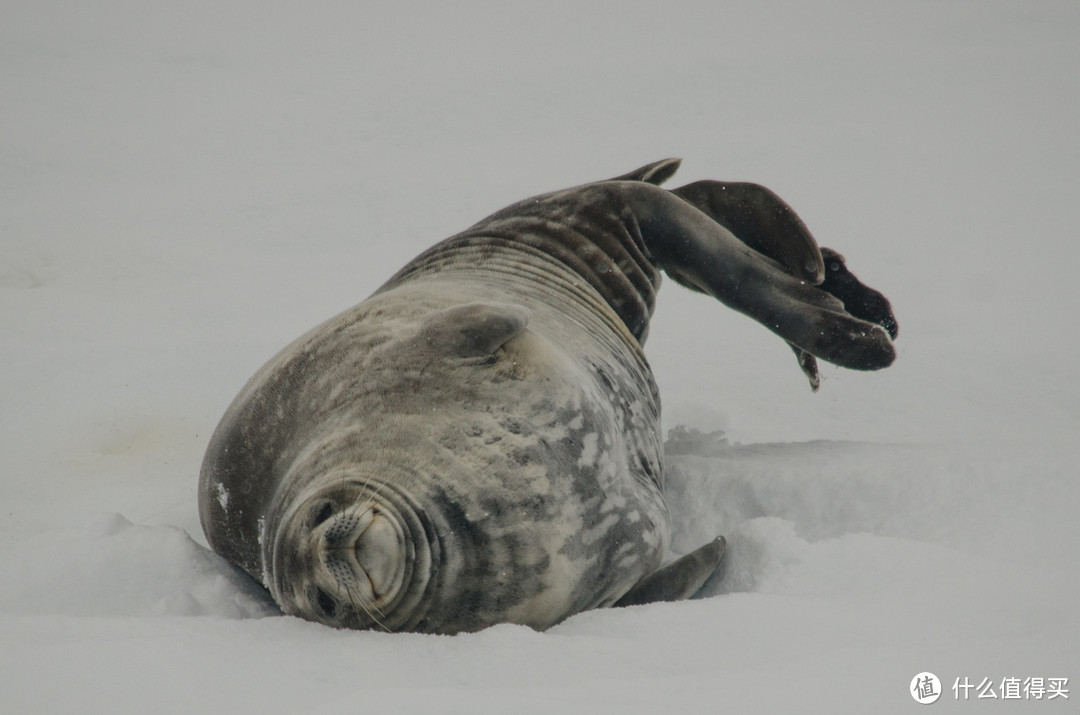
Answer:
[199,160,897,633]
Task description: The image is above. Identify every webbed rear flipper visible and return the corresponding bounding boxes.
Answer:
[625,181,898,374]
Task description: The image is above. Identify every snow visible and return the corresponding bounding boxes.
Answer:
[3,0,1078,712]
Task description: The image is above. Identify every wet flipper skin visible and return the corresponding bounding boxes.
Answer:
[626,182,897,373]
[790,344,822,392]
[667,175,828,389]
[819,247,898,340]
[614,537,727,607]
[782,248,898,389]
[671,180,824,284]
[608,157,682,186]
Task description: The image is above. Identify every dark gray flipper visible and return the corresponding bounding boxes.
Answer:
[672,180,825,284]
[609,158,683,186]
[625,183,896,372]
[819,248,899,339]
[664,179,898,386]
[615,536,726,607]
[671,179,828,389]
[783,250,897,388]
[790,344,821,391]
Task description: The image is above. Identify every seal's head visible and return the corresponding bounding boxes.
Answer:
[211,297,663,634]
[268,472,438,632]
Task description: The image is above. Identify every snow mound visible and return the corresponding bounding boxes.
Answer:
[0,512,277,619]
[664,441,1078,566]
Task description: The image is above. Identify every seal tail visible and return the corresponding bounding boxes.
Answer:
[608,158,682,186]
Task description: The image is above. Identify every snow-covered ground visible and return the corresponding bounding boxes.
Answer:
[3,1,1077,712]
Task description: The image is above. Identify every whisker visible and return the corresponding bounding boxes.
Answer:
[339,578,390,633]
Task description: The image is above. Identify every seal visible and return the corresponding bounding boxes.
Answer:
[199,159,898,634]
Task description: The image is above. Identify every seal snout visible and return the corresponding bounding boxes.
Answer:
[317,505,409,607]
[268,479,436,631]
[345,508,407,600]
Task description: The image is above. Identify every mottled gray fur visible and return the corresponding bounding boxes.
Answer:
[199,160,897,633]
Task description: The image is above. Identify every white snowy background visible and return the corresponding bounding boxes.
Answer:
[3,1,1078,712]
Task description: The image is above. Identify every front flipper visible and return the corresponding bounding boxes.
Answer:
[628,183,897,373]
[615,536,726,607]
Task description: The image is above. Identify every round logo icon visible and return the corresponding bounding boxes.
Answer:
[911,672,942,704]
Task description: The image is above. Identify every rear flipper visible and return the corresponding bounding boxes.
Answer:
[787,248,898,390]
[671,179,826,285]
[614,536,726,607]
[625,181,898,378]
[819,247,898,340]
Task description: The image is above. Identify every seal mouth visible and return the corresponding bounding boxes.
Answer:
[268,476,439,631]
[320,504,407,603]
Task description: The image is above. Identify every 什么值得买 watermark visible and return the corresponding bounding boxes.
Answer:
[911,673,1068,704]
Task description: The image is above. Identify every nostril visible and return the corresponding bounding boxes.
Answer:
[311,502,334,527]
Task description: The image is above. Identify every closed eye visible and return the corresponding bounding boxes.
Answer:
[314,587,337,618]
[311,502,334,527]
